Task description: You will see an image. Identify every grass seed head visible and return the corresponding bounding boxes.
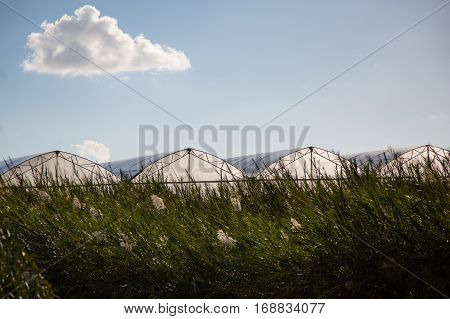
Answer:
[151,195,166,210]
[217,229,237,248]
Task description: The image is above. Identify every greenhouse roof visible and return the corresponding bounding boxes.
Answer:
[343,146,416,166]
[227,149,294,175]
[227,147,345,176]
[101,152,171,178]
[0,151,118,185]
[0,153,44,175]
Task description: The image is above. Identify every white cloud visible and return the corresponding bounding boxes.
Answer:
[22,5,191,77]
[73,140,111,163]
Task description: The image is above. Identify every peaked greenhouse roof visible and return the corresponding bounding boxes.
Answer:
[104,148,245,183]
[380,145,449,175]
[0,151,118,185]
[228,147,348,178]
[258,147,349,179]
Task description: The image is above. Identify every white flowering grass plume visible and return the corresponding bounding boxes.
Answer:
[118,232,136,252]
[73,197,82,211]
[89,207,102,219]
[290,218,301,230]
[36,189,51,201]
[151,195,166,210]
[230,195,241,211]
[217,229,237,248]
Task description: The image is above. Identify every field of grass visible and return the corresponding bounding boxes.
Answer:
[0,164,448,298]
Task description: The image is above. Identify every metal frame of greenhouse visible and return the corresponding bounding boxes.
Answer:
[1,145,448,186]
[0,151,118,186]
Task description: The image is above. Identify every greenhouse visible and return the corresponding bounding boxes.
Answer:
[227,149,295,177]
[104,148,245,184]
[1,146,447,186]
[102,152,172,178]
[0,151,118,185]
[342,148,411,167]
[380,145,449,176]
[260,147,349,179]
[228,147,349,179]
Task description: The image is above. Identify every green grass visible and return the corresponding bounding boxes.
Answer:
[0,163,448,298]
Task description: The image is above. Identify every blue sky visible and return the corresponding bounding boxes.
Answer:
[0,0,449,161]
